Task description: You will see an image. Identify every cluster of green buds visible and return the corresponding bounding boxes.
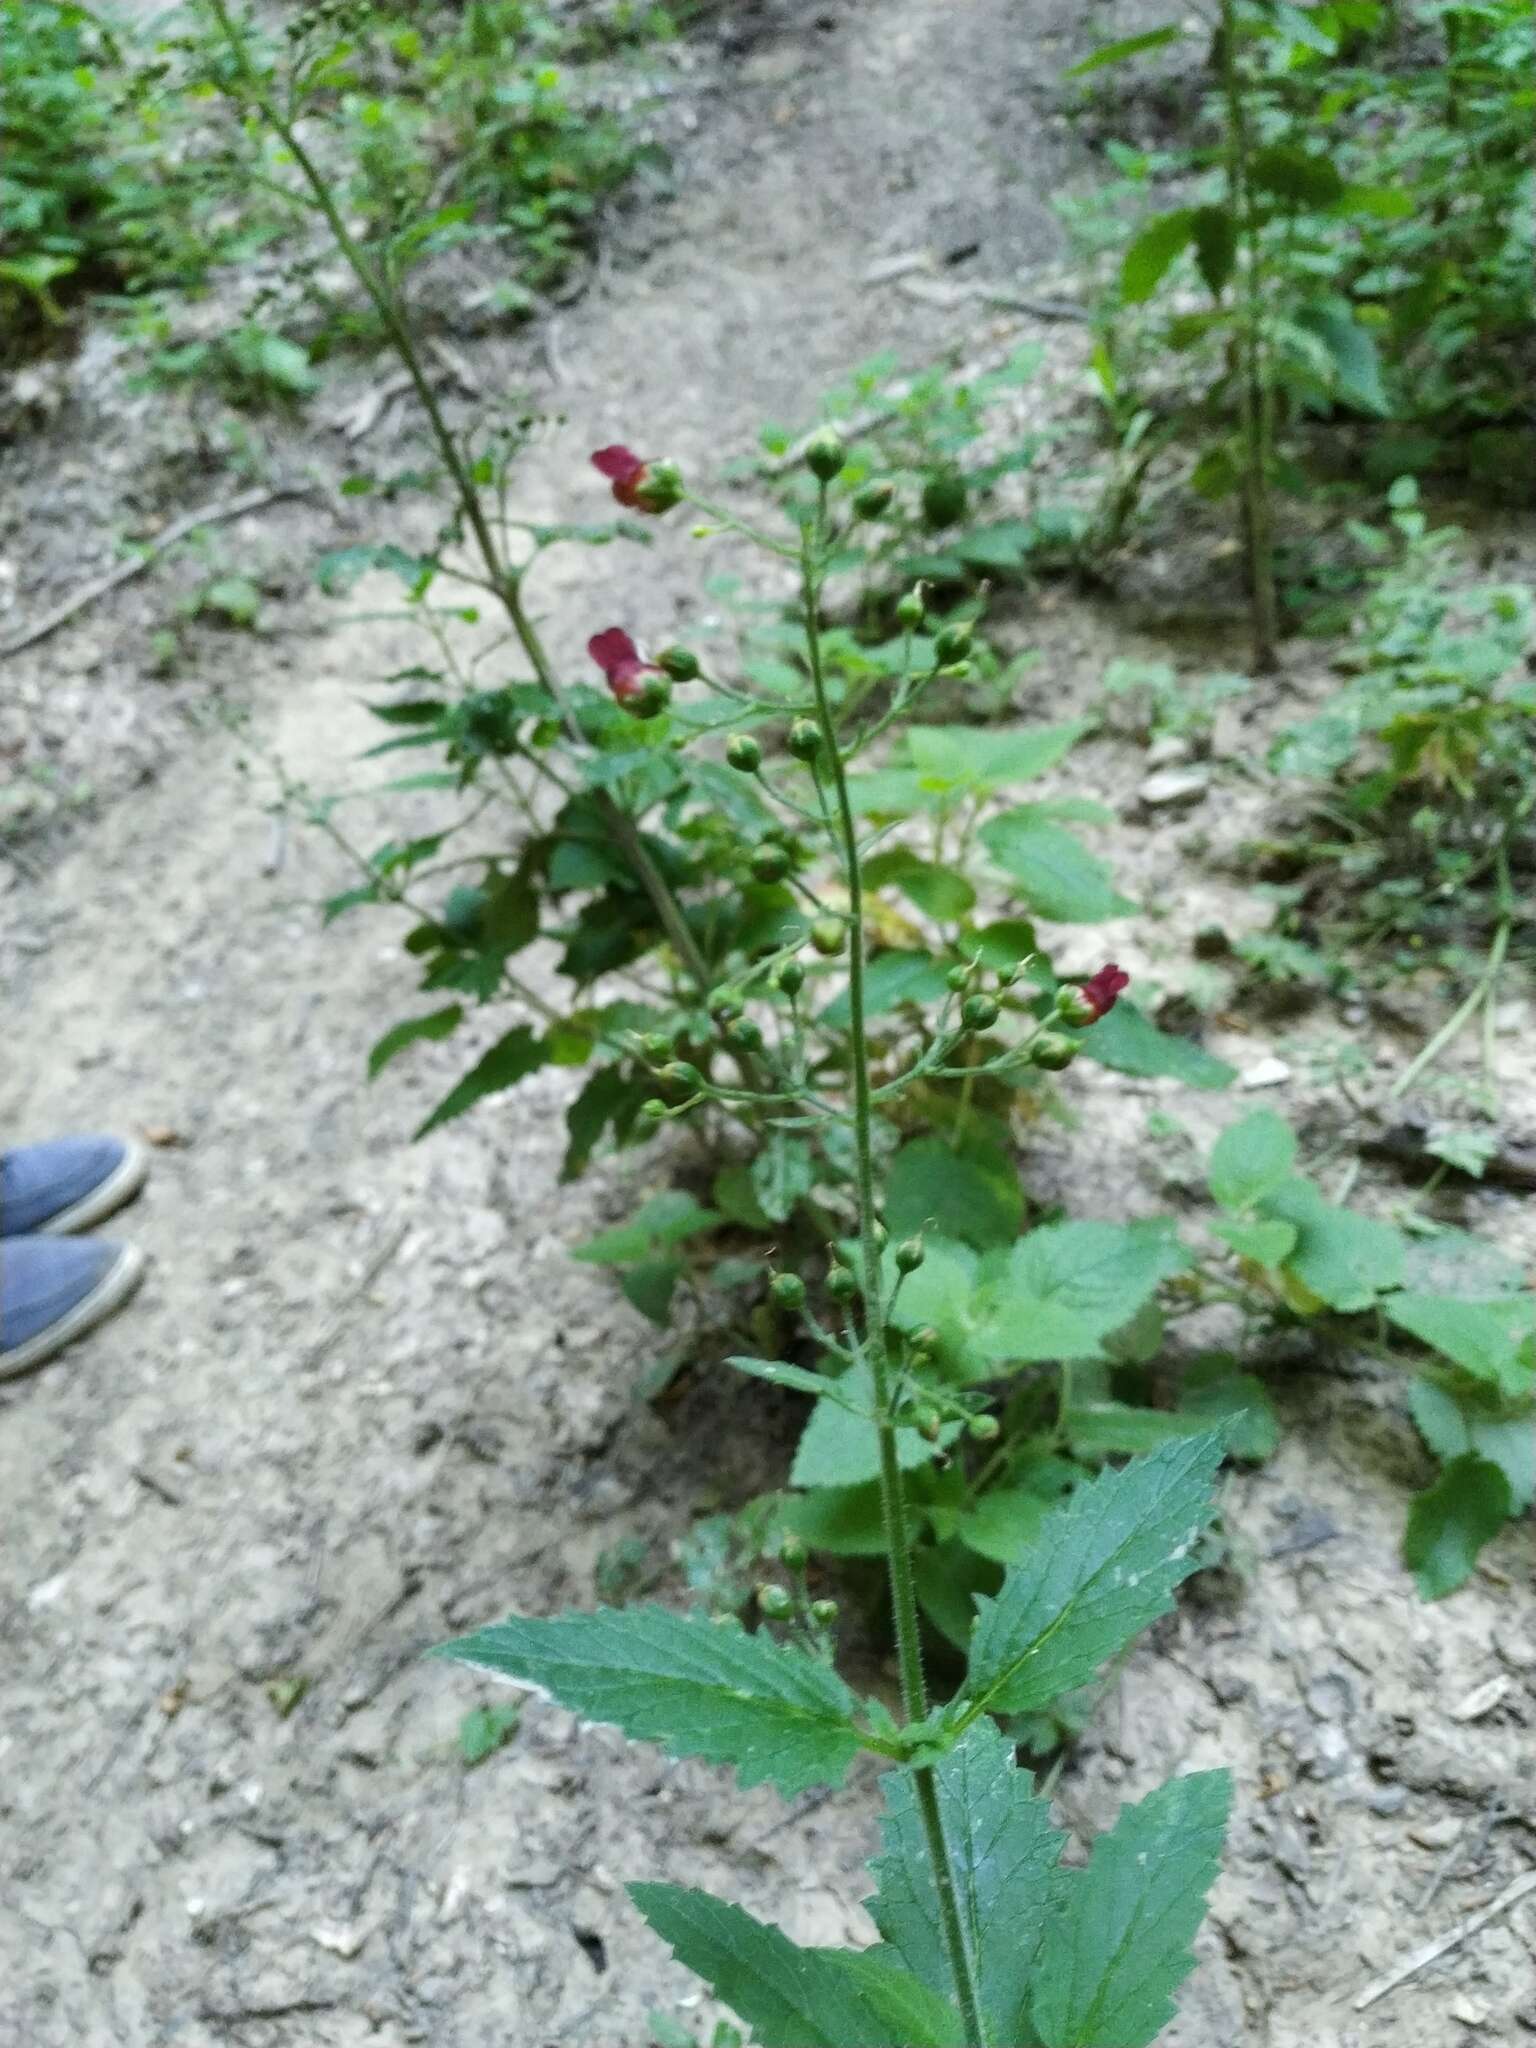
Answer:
[757,1527,838,1646]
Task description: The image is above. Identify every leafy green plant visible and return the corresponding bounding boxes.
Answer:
[1257,480,1533,1073]
[1063,0,1535,659]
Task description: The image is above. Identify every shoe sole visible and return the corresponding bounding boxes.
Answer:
[37,1138,150,1237]
[0,1242,147,1380]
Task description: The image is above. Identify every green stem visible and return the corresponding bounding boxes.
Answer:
[799,486,988,2048]
[202,0,711,996]
[1219,0,1279,674]
[1390,915,1511,1101]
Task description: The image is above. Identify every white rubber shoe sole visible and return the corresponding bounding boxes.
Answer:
[37,1137,150,1236]
[0,1242,147,1380]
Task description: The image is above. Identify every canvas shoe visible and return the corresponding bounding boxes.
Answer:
[0,1235,146,1379]
[0,1134,148,1237]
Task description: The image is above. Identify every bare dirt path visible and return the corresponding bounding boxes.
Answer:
[3,5,1533,2045]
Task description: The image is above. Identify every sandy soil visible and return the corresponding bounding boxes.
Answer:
[3,3,1534,2044]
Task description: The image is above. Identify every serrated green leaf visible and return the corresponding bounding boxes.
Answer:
[980,813,1134,923]
[779,1481,889,1556]
[1403,1455,1512,1600]
[871,1720,1064,2037]
[727,1357,865,1409]
[965,1435,1222,1717]
[953,1485,1052,1565]
[1383,1293,1535,1398]
[574,1191,721,1265]
[1209,1109,1297,1211]
[437,1606,862,1797]
[864,849,977,921]
[1409,1378,1535,1512]
[1178,1364,1279,1463]
[630,1886,963,2048]
[367,1004,463,1080]
[1210,1216,1298,1266]
[1030,1771,1231,2047]
[413,1024,547,1139]
[1260,1179,1404,1310]
[792,1360,961,1489]
[1250,143,1344,210]
[1191,205,1236,294]
[888,1237,992,1381]
[563,1064,647,1181]
[622,1256,684,1326]
[976,1221,1190,1364]
[1120,209,1196,305]
[1080,1000,1234,1088]
[1296,300,1390,415]
[885,1136,1024,1253]
[908,721,1091,795]
[751,1129,817,1222]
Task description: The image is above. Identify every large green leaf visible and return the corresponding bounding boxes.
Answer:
[864,849,977,922]
[1250,143,1344,210]
[1259,1178,1404,1311]
[1297,300,1390,415]
[1067,23,1183,75]
[1030,1772,1231,2047]
[885,1135,1024,1252]
[965,1434,1222,1717]
[1383,1293,1535,1399]
[630,1887,963,2048]
[1208,1109,1296,1211]
[1080,1000,1235,1089]
[980,812,1134,923]
[573,1190,720,1265]
[413,1024,547,1138]
[908,721,1091,796]
[976,1220,1189,1364]
[792,1359,960,1489]
[435,1606,862,1797]
[887,1236,993,1381]
[1409,1378,1535,1512]
[1403,1455,1512,1600]
[1120,209,1196,304]
[871,1720,1064,2039]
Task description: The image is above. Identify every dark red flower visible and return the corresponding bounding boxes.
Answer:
[588,626,659,702]
[591,444,649,508]
[1079,962,1130,1020]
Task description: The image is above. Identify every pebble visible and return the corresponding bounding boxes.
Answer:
[1367,1784,1408,1815]
[1241,1056,1292,1090]
[1146,733,1193,768]
[1411,1816,1462,1849]
[1139,765,1211,809]
[1450,1674,1511,1721]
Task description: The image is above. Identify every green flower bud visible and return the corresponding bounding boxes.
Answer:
[728,1017,764,1052]
[871,1220,888,1249]
[657,645,701,681]
[895,588,925,631]
[938,661,972,681]
[803,427,847,482]
[756,1583,794,1620]
[775,958,805,997]
[852,479,895,519]
[626,675,671,719]
[895,1236,926,1274]
[779,1532,808,1570]
[826,1264,858,1301]
[910,1326,941,1355]
[921,469,968,530]
[968,1413,1001,1442]
[811,917,847,957]
[996,959,1025,988]
[946,964,972,992]
[662,1060,704,1090]
[708,985,745,1020]
[751,843,792,884]
[769,1271,807,1311]
[787,717,823,761]
[934,621,974,664]
[1031,1030,1079,1072]
[962,993,1001,1031]
[642,1032,673,1060]
[639,1097,669,1123]
[634,460,684,514]
[810,1597,839,1626]
[916,1406,943,1442]
[727,733,762,773]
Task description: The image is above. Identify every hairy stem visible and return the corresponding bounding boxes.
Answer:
[800,487,987,2048]
[202,0,711,994]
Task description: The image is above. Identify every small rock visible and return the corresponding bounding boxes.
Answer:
[1411,1816,1462,1849]
[1139,765,1211,810]
[311,1921,370,1958]
[1452,1996,1491,2026]
[1367,1784,1408,1816]
[1494,1631,1536,1673]
[1146,733,1193,768]
[1450,1674,1511,1722]
[1241,1056,1292,1090]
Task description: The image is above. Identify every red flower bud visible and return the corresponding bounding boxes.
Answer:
[588,625,661,703]
[590,444,682,514]
[1073,962,1130,1023]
